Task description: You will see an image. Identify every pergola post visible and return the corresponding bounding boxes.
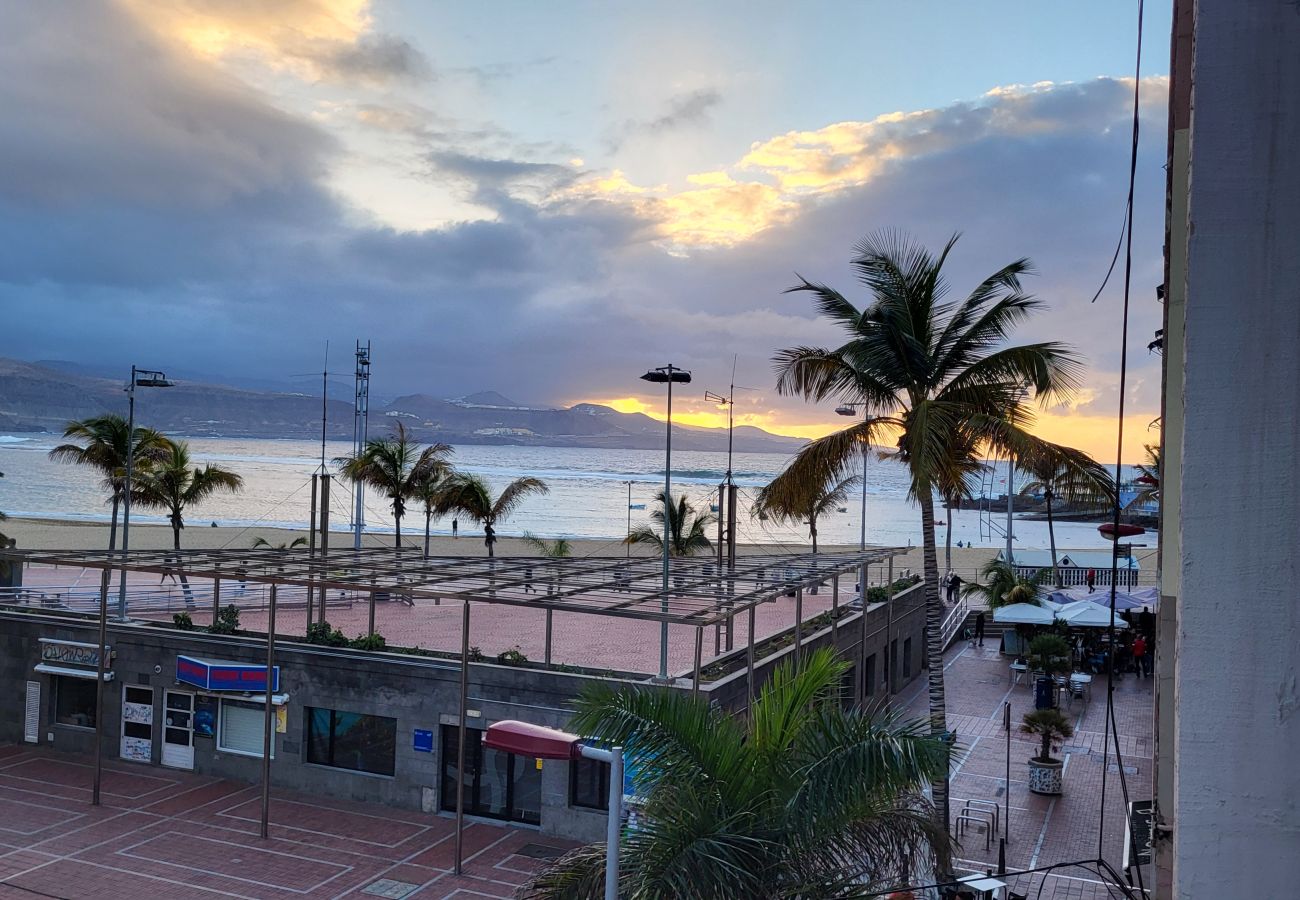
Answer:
[746,605,756,710]
[260,583,277,839]
[544,609,553,665]
[858,575,869,704]
[307,473,317,634]
[794,587,804,656]
[692,625,703,698]
[211,577,220,632]
[455,599,471,875]
[317,474,330,624]
[831,573,840,639]
[91,567,111,807]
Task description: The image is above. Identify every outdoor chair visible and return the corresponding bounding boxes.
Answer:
[1067,681,1088,712]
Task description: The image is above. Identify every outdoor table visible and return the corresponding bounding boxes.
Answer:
[957,873,1008,899]
[1070,672,1093,700]
[1008,660,1028,686]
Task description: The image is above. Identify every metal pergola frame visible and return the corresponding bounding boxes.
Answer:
[4,545,899,873]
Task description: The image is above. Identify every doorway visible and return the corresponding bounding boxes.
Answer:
[439,725,542,825]
[162,690,195,770]
[120,685,154,763]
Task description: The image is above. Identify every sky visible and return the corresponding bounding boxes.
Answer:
[1,0,1171,462]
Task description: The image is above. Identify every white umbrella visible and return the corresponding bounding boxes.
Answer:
[993,602,1056,626]
[1056,600,1130,628]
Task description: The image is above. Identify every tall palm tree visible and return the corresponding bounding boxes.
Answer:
[433,473,548,557]
[773,231,1086,826]
[962,558,1050,609]
[1018,448,1113,585]
[754,470,859,553]
[335,422,452,549]
[624,491,715,557]
[48,414,170,551]
[133,440,243,603]
[521,648,950,898]
[411,466,454,559]
[1124,443,1161,511]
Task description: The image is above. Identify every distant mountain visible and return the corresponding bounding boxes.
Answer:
[0,358,806,453]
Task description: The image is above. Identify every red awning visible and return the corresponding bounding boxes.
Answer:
[1098,522,1146,540]
[483,720,580,760]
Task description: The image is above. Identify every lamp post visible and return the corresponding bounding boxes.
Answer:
[117,366,174,620]
[641,364,691,680]
[835,403,870,555]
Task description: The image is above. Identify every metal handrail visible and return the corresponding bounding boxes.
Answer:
[939,594,970,649]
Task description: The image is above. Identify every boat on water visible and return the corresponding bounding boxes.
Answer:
[628,503,646,510]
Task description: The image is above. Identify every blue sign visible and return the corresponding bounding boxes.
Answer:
[413,729,433,753]
[177,656,280,693]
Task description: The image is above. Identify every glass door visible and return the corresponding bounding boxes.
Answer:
[120,686,154,763]
[161,690,195,770]
[439,725,542,825]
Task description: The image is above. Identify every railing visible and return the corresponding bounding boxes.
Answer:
[938,594,971,650]
[0,583,358,617]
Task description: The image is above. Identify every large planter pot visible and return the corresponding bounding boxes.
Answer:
[1028,757,1064,795]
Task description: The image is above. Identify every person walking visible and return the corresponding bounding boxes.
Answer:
[974,610,986,647]
[452,518,458,539]
[947,573,963,605]
[1133,634,1149,678]
[1086,568,1096,592]
[483,522,495,553]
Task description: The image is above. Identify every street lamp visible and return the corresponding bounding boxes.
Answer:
[485,721,623,900]
[641,364,691,680]
[835,404,870,556]
[117,366,174,621]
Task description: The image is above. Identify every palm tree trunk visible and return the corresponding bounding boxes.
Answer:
[810,515,818,554]
[424,510,432,560]
[172,513,194,607]
[944,502,952,572]
[1046,491,1060,587]
[108,493,120,552]
[917,491,949,834]
[394,513,402,549]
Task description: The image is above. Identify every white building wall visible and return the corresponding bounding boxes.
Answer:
[1173,1,1300,896]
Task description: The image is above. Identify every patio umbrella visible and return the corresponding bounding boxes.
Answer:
[1056,600,1131,628]
[993,602,1057,626]
[1047,588,1148,611]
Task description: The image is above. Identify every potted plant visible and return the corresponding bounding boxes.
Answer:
[1027,633,1072,709]
[1022,708,1074,795]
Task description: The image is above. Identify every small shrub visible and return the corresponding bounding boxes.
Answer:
[306,620,349,647]
[208,604,241,635]
[468,646,486,662]
[172,611,194,630]
[350,633,387,652]
[1022,708,1074,762]
[496,645,529,666]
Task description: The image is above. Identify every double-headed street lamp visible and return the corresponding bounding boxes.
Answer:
[640,364,691,680]
[834,403,870,555]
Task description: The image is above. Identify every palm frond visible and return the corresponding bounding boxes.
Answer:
[493,477,549,521]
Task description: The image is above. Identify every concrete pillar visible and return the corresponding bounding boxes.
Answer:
[1170,3,1300,895]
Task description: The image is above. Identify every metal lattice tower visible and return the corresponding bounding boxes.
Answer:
[351,340,371,549]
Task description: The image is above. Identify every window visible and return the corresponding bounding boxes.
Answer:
[306,707,396,777]
[864,654,876,697]
[903,638,913,679]
[839,666,856,710]
[440,725,541,825]
[54,677,97,728]
[218,700,274,758]
[570,756,610,810]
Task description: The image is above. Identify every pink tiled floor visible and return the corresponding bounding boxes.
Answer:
[0,745,575,899]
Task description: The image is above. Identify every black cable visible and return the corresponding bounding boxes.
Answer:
[1098,2,1148,897]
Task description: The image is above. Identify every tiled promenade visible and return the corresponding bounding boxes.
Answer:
[0,745,574,899]
[898,640,1155,899]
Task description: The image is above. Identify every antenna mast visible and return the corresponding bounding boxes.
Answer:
[351,340,371,549]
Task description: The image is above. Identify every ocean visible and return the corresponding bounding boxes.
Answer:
[0,434,1140,552]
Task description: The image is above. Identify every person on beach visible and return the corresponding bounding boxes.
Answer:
[483,523,495,553]
[974,610,986,647]
[452,519,458,539]
[1086,569,1096,592]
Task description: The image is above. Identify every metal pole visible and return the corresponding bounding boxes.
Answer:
[1005,454,1015,566]
[91,568,110,806]
[307,474,317,634]
[605,747,623,900]
[794,587,803,655]
[545,609,553,665]
[858,569,869,704]
[1004,700,1011,844]
[659,370,673,680]
[625,481,632,558]
[454,600,471,875]
[746,605,756,709]
[116,368,136,622]
[318,474,330,624]
[260,584,277,839]
[831,573,840,639]
[725,483,737,651]
[211,578,220,633]
[860,412,869,618]
[692,625,703,697]
[885,555,894,697]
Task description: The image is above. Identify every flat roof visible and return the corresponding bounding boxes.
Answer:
[1,546,900,627]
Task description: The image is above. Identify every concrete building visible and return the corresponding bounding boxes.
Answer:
[1155,0,1300,895]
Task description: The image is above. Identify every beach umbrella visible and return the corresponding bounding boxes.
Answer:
[993,603,1056,626]
[1056,600,1130,628]
[1047,589,1145,611]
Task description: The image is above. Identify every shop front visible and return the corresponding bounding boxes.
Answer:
[28,638,113,745]
[173,655,285,770]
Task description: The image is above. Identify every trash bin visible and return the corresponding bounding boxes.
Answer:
[1034,677,1057,710]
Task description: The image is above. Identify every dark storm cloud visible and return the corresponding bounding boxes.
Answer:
[0,3,1165,431]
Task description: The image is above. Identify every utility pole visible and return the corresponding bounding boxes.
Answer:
[352,341,371,549]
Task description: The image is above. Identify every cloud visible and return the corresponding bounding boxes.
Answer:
[0,2,1167,464]
[608,88,723,151]
[304,33,432,84]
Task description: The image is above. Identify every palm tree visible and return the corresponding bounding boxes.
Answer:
[433,473,548,557]
[335,422,453,549]
[251,537,309,550]
[521,648,950,898]
[754,470,859,553]
[1018,448,1113,585]
[1124,443,1161,511]
[412,466,455,559]
[773,231,1086,826]
[133,440,243,603]
[48,414,170,551]
[521,532,573,558]
[962,558,1050,609]
[624,491,715,557]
